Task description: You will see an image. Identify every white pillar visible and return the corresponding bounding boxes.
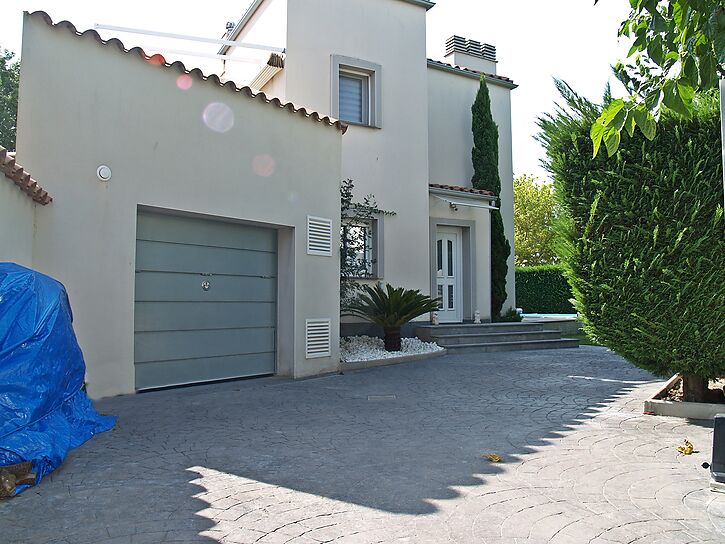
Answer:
[720,78,725,206]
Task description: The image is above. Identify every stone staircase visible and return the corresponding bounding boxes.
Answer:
[415,322,579,354]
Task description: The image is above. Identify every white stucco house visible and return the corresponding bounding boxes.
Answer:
[1,2,516,399]
[219,0,517,328]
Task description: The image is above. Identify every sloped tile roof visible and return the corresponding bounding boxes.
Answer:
[27,11,347,134]
[427,58,517,89]
[429,183,495,197]
[1,146,52,205]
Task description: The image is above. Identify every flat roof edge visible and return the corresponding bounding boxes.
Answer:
[398,0,436,10]
[427,59,518,89]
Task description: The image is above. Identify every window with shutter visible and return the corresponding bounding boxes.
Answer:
[338,72,369,125]
[331,56,380,128]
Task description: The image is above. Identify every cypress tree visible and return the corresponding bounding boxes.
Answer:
[471,75,511,319]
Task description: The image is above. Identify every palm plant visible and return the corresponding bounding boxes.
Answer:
[343,283,440,351]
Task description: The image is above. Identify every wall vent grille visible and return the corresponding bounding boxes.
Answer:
[305,318,331,358]
[307,216,333,256]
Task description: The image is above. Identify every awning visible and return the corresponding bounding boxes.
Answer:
[432,195,498,211]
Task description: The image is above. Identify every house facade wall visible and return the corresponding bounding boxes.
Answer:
[283,0,432,298]
[0,180,35,267]
[427,67,516,312]
[15,14,343,399]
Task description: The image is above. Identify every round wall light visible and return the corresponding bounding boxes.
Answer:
[96,165,112,182]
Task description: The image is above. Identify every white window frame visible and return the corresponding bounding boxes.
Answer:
[331,55,382,128]
[341,215,384,279]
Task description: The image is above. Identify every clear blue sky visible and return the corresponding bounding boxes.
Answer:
[1,1,632,180]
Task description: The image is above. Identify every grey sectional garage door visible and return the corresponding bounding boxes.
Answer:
[134,212,277,390]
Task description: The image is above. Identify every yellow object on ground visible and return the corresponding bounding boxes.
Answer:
[677,439,694,455]
[482,453,503,462]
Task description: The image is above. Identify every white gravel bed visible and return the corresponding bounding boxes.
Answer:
[341,335,444,363]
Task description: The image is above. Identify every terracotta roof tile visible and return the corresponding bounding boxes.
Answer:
[1,146,52,205]
[429,183,495,197]
[28,11,347,134]
[427,58,517,88]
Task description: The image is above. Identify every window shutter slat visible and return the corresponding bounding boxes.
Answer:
[339,75,364,123]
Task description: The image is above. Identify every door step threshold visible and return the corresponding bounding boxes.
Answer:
[430,330,561,342]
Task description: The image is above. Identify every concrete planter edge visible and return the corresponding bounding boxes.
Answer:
[644,374,725,420]
[342,348,447,371]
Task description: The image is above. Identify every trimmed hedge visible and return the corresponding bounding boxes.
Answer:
[515,265,574,314]
[538,88,725,381]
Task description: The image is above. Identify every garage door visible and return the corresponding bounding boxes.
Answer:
[134,211,277,390]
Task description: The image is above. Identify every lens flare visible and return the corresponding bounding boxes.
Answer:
[202,102,234,133]
[252,154,276,177]
[176,74,193,90]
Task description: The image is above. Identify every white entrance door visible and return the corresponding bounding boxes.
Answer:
[435,226,463,323]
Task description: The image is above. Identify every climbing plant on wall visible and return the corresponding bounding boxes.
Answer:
[339,179,395,308]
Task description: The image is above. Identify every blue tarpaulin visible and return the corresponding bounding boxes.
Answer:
[0,263,115,496]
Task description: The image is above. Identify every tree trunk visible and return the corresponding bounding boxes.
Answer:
[682,374,708,403]
[383,328,402,352]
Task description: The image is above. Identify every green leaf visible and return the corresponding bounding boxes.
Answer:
[603,99,626,123]
[611,105,628,132]
[662,79,692,116]
[590,100,624,158]
[624,108,636,137]
[628,36,645,57]
[698,51,718,88]
[647,36,665,66]
[673,2,686,30]
[677,80,695,111]
[604,128,621,157]
[633,108,657,140]
[707,6,725,65]
[681,55,699,85]
[644,89,662,110]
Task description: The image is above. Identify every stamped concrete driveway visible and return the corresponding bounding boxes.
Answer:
[3,347,725,544]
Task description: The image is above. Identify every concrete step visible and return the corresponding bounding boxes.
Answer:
[416,322,545,339]
[443,338,580,354]
[431,330,562,346]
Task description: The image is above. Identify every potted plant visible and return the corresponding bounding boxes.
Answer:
[343,283,440,351]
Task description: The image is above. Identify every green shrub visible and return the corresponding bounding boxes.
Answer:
[472,75,511,318]
[342,284,440,352]
[538,82,725,400]
[515,265,574,314]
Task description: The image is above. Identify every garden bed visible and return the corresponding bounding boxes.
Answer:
[341,336,445,370]
[644,375,725,420]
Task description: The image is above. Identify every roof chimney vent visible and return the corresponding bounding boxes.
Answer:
[444,35,497,74]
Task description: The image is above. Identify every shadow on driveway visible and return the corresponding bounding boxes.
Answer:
[3,347,707,543]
